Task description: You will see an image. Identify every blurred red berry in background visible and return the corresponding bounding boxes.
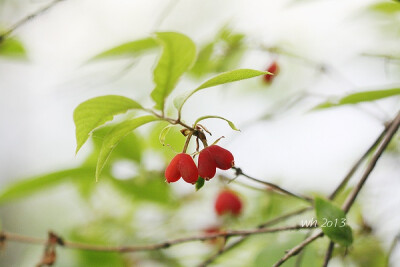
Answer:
[214,190,242,216]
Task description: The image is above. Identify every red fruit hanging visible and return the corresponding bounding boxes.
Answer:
[214,190,242,216]
[263,61,279,83]
[165,153,199,184]
[198,145,234,180]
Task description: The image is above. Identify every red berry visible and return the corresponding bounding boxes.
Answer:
[198,145,234,180]
[165,153,198,184]
[214,190,242,216]
[263,61,279,83]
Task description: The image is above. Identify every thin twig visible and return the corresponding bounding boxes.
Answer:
[322,241,335,267]
[233,167,313,203]
[294,231,313,267]
[273,230,324,267]
[328,123,390,200]
[152,0,180,30]
[386,233,400,267]
[342,111,400,213]
[0,0,65,43]
[0,225,314,253]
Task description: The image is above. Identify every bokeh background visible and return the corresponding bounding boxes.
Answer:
[0,0,400,266]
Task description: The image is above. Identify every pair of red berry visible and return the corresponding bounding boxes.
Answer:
[165,145,234,184]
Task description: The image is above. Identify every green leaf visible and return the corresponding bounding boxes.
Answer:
[314,197,353,246]
[190,42,215,76]
[194,115,240,131]
[159,125,176,146]
[151,32,196,111]
[174,69,269,114]
[0,168,94,204]
[91,126,144,163]
[96,115,159,181]
[73,95,143,153]
[0,38,26,59]
[111,174,174,205]
[195,177,205,191]
[89,37,158,61]
[314,88,400,109]
[369,2,400,14]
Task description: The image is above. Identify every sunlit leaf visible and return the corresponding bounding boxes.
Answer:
[0,38,26,59]
[174,69,268,114]
[0,168,94,204]
[89,37,158,61]
[315,197,353,246]
[314,88,400,109]
[96,116,159,181]
[194,115,240,131]
[73,95,143,153]
[151,32,196,111]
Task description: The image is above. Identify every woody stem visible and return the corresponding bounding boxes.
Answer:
[182,132,193,153]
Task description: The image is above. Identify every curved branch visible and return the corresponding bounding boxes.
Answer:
[233,167,313,203]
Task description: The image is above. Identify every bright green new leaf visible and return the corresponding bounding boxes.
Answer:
[314,88,400,109]
[194,115,240,131]
[89,37,158,61]
[96,115,159,181]
[0,168,94,204]
[174,69,269,114]
[0,38,26,58]
[150,32,196,111]
[315,197,353,246]
[73,95,143,153]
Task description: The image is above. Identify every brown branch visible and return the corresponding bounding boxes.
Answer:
[342,111,400,213]
[198,207,312,266]
[233,167,313,203]
[0,0,65,43]
[0,225,314,254]
[294,231,313,267]
[328,123,390,200]
[322,241,335,267]
[273,230,323,267]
